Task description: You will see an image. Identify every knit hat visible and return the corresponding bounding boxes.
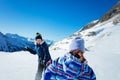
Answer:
[35,32,42,40]
[69,37,85,53]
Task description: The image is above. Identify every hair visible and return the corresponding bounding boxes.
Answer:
[70,50,86,63]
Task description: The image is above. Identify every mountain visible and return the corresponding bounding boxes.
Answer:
[50,1,120,51]
[0,32,9,51]
[0,21,120,80]
[49,1,120,80]
[0,32,53,52]
[99,1,120,22]
[80,1,120,32]
[0,1,120,80]
[0,32,34,52]
[50,14,120,51]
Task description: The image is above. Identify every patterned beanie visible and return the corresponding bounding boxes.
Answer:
[35,32,42,40]
[69,37,85,53]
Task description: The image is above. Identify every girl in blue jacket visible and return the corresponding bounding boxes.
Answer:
[44,37,96,80]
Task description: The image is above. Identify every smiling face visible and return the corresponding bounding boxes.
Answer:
[70,50,86,63]
[71,50,83,58]
[36,39,42,45]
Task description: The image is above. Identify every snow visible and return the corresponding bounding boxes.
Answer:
[0,14,120,80]
[92,20,99,23]
[85,24,120,80]
[0,50,67,80]
[0,51,37,80]
[50,15,120,80]
[50,22,120,80]
[0,32,34,52]
[0,32,53,52]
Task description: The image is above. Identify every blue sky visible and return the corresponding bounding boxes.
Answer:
[0,0,119,41]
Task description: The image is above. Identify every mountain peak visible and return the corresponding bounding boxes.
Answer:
[0,32,54,52]
[0,32,34,52]
[99,1,120,22]
[50,1,120,51]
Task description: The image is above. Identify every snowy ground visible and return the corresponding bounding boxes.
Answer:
[0,50,67,80]
[85,25,120,80]
[0,51,37,80]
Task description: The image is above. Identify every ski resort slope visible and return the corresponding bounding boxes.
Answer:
[85,23,120,80]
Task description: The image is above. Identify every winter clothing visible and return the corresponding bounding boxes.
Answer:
[35,63,45,80]
[44,53,96,80]
[69,37,85,53]
[26,40,51,80]
[35,41,51,64]
[44,37,96,80]
[36,32,42,40]
[27,41,51,65]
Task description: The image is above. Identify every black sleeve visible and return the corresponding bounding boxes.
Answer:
[26,47,36,55]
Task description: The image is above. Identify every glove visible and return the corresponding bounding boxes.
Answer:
[24,46,29,51]
[42,60,46,64]
[46,59,52,67]
[40,60,46,66]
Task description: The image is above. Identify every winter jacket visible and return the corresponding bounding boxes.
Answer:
[44,53,96,80]
[27,41,51,65]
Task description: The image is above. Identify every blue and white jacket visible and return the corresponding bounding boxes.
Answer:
[44,53,96,80]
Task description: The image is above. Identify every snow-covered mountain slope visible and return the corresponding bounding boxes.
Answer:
[99,0,120,22]
[0,32,11,51]
[49,3,120,79]
[0,22,120,80]
[49,15,120,80]
[0,1,120,80]
[0,32,54,52]
[0,32,34,52]
[50,14,120,51]
[85,24,120,80]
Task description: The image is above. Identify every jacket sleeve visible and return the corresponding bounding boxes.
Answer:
[78,64,96,80]
[44,68,56,80]
[90,68,96,80]
[44,59,58,80]
[26,47,36,55]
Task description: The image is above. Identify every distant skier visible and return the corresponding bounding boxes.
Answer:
[25,32,52,80]
[44,37,96,80]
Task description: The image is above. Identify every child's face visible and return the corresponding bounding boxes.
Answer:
[76,50,86,63]
[36,39,42,45]
[77,51,83,58]
[71,50,86,63]
[71,50,83,58]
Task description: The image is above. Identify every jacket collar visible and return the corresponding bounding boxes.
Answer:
[40,40,45,45]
